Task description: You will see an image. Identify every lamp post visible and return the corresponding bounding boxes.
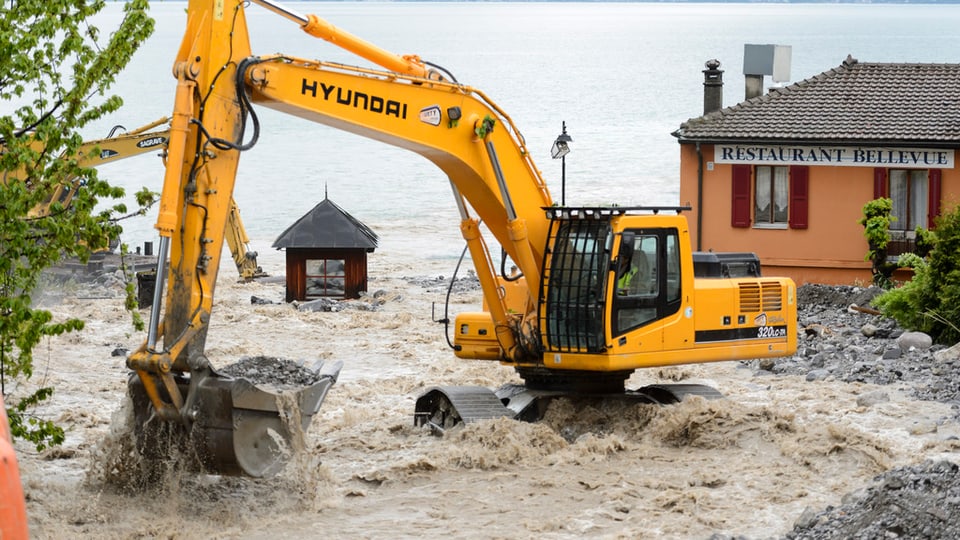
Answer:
[550,121,572,206]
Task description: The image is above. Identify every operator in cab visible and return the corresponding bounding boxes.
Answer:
[617,247,650,296]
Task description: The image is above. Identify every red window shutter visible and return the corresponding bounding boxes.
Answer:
[789,166,809,229]
[873,168,888,198]
[928,169,942,229]
[731,165,752,228]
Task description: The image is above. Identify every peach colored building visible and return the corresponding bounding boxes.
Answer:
[674,56,960,285]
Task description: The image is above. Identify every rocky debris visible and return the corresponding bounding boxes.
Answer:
[770,285,960,540]
[796,283,884,309]
[406,270,482,294]
[296,297,347,312]
[218,356,321,388]
[754,284,958,411]
[35,267,132,305]
[935,343,960,363]
[35,252,158,306]
[898,331,934,352]
[295,289,401,313]
[787,460,960,540]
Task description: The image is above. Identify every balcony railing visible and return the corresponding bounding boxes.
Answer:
[887,230,918,259]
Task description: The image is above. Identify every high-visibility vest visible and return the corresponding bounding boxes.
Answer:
[617,266,637,290]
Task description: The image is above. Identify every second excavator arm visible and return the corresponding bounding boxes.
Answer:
[225,199,266,280]
[25,117,266,280]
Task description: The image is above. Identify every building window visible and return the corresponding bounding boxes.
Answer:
[889,169,928,231]
[754,166,789,225]
[874,168,941,230]
[305,258,345,298]
[731,164,808,229]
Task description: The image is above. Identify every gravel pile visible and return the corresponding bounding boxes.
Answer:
[771,284,960,540]
[218,356,322,388]
[758,284,960,409]
[787,460,960,539]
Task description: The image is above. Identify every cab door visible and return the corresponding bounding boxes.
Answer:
[611,228,683,352]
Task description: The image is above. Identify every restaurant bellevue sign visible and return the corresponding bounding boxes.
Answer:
[715,144,955,169]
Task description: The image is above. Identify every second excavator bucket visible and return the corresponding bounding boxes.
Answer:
[128,359,342,478]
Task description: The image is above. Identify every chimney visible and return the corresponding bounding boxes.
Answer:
[745,74,764,100]
[743,44,792,100]
[702,59,723,115]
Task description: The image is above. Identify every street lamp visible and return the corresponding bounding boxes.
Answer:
[551,121,572,205]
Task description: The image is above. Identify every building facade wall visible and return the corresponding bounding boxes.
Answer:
[284,248,368,301]
[679,143,960,285]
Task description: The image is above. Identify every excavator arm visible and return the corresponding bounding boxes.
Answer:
[225,199,266,280]
[3,117,266,280]
[241,55,552,358]
[127,0,551,476]
[27,117,170,219]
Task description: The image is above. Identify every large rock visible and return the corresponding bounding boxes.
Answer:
[934,342,960,363]
[897,331,933,352]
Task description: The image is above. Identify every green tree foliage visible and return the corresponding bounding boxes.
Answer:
[0,0,153,450]
[873,204,960,346]
[858,198,897,288]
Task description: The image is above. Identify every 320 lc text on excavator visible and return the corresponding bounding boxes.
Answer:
[117,0,796,480]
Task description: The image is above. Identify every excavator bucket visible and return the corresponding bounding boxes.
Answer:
[127,359,341,478]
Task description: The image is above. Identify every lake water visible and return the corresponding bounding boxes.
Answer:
[84,1,960,263]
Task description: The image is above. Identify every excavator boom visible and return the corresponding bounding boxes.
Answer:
[27,117,170,219]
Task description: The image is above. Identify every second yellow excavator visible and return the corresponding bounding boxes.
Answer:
[11,117,266,281]
[120,0,797,477]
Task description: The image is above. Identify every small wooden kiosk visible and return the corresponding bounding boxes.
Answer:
[272,197,378,302]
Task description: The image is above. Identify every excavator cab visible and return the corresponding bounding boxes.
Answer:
[419,206,795,429]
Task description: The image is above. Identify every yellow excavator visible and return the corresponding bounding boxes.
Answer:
[119,0,798,478]
[14,118,267,281]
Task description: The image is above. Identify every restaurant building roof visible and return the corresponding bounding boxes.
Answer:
[674,55,960,147]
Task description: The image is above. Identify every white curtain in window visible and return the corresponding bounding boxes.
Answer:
[909,170,928,229]
[773,167,789,223]
[755,166,771,221]
[889,170,908,230]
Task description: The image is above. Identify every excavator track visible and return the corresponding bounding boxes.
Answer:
[631,383,725,404]
[414,386,513,432]
[414,382,724,434]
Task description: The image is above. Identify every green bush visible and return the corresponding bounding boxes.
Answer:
[873,204,960,345]
[859,198,897,288]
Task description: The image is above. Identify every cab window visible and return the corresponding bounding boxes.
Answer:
[613,228,682,335]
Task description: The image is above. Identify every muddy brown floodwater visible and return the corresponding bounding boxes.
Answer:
[14,246,960,539]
